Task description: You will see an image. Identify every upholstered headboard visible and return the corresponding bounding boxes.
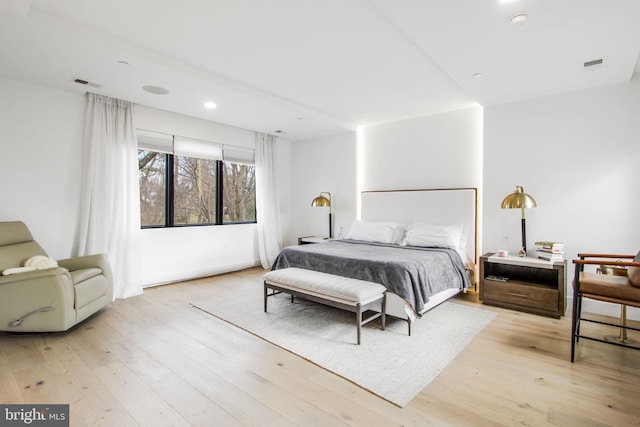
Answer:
[360,188,478,265]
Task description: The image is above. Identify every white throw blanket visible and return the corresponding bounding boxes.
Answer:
[2,255,58,276]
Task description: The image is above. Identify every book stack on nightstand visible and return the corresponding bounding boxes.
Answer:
[534,241,565,262]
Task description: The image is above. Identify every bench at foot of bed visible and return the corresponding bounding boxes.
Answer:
[263,267,386,345]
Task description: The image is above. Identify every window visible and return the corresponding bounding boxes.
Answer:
[139,150,167,226]
[223,162,256,222]
[174,155,217,224]
[137,131,256,228]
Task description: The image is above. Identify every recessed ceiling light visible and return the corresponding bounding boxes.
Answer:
[510,13,528,25]
[142,85,169,95]
[472,73,484,79]
[117,60,129,67]
[204,101,216,109]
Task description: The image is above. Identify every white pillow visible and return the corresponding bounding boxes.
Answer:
[346,220,405,244]
[402,223,464,251]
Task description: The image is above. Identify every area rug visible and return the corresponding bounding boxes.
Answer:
[190,282,496,407]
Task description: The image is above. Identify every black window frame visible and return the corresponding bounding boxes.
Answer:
[140,151,256,229]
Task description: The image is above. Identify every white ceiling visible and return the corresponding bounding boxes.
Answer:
[1,0,639,141]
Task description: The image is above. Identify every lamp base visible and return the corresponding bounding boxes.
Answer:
[603,305,640,348]
[604,335,640,348]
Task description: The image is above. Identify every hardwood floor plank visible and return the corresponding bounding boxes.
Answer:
[189,347,349,427]
[94,306,270,426]
[93,361,191,427]
[41,331,139,427]
[95,291,301,426]
[0,342,24,404]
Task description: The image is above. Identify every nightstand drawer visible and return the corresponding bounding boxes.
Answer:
[479,253,566,318]
[483,280,558,312]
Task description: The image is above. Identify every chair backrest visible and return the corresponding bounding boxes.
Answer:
[0,221,48,271]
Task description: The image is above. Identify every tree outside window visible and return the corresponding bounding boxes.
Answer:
[138,149,255,227]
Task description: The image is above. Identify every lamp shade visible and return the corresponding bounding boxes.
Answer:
[501,186,536,209]
[311,195,331,207]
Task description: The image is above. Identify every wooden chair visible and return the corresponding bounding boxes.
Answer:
[571,253,640,362]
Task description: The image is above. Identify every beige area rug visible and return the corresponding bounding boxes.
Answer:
[191,280,496,407]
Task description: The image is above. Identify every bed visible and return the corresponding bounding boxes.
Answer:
[271,188,478,331]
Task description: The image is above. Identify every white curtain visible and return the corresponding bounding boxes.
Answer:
[76,93,142,299]
[255,132,283,269]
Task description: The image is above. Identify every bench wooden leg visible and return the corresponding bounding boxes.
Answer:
[264,281,268,312]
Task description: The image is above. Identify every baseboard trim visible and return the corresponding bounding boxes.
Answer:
[142,259,262,288]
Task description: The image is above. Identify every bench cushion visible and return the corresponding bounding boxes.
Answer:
[264,267,386,303]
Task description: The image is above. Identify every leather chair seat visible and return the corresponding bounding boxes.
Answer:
[579,272,640,306]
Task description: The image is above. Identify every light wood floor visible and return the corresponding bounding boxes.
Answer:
[1,267,639,426]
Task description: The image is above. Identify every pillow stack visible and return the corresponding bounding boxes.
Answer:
[345,220,467,263]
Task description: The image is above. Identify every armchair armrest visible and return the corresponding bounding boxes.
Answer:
[573,253,640,268]
[58,254,110,272]
[0,267,71,286]
[57,253,113,291]
[576,253,635,259]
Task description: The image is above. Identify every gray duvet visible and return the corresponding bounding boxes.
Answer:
[271,239,471,314]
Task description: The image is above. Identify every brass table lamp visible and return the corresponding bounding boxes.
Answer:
[311,192,333,238]
[501,186,536,255]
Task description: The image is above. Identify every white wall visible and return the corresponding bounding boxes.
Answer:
[360,106,483,192]
[483,78,640,318]
[0,77,85,260]
[289,132,357,245]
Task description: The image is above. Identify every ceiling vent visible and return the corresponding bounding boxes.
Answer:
[72,77,102,89]
[583,58,604,70]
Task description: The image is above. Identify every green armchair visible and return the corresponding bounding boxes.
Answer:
[0,221,113,332]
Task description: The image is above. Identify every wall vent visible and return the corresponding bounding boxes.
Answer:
[72,77,102,89]
[583,58,604,69]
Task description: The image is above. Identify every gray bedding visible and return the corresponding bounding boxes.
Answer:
[271,239,471,314]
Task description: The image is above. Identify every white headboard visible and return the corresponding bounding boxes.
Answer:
[361,188,478,264]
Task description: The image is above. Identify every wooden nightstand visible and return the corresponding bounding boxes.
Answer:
[479,253,566,318]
